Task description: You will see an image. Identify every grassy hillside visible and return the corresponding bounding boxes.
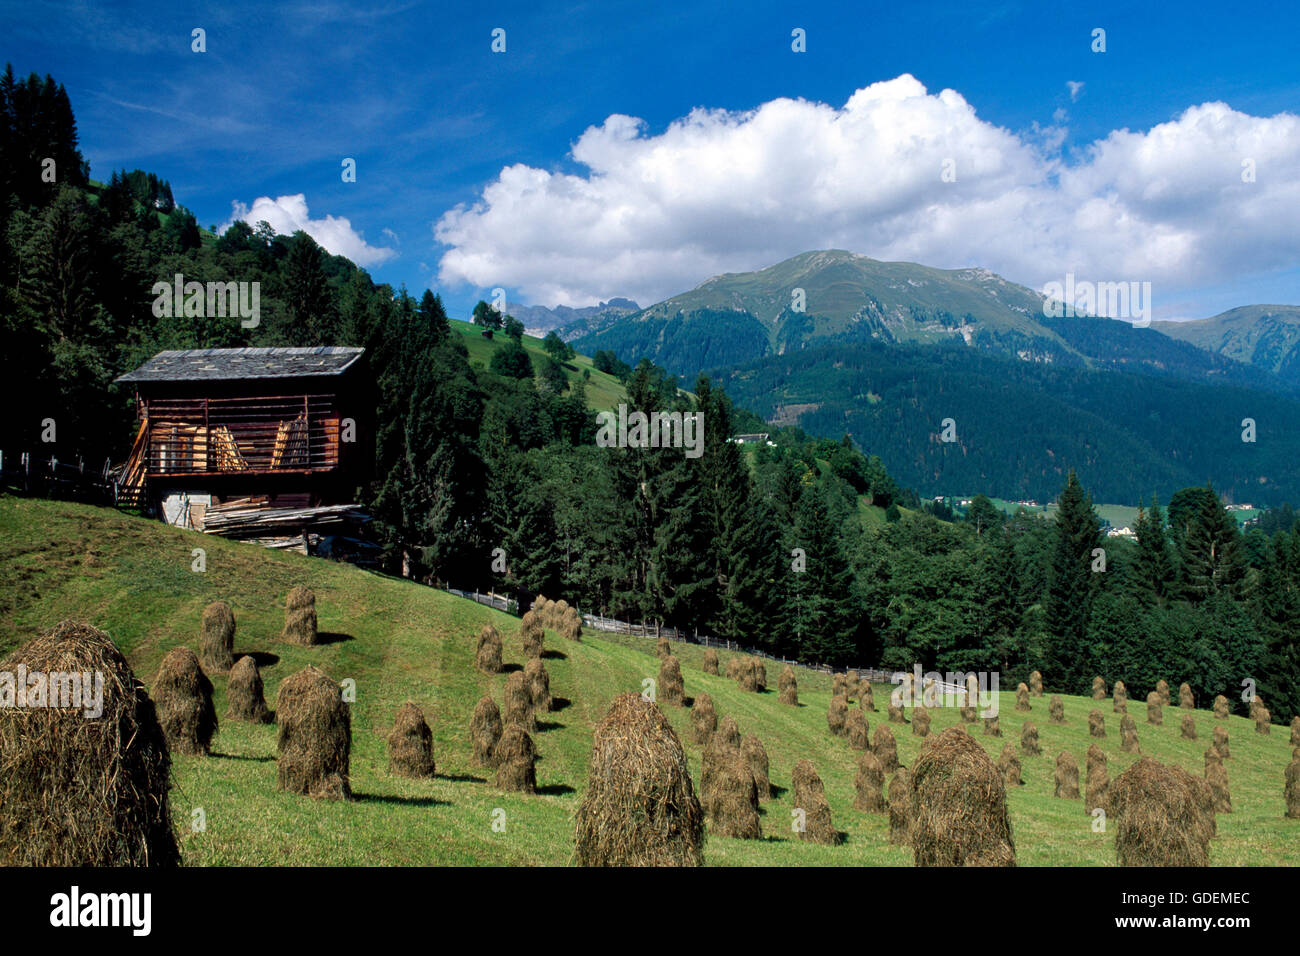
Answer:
[1155,306,1300,385]
[2,496,1296,866]
[450,318,627,411]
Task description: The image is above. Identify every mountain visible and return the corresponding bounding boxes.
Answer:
[568,250,1273,390]
[506,297,639,336]
[1154,306,1300,386]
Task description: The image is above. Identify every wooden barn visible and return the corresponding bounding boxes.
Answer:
[114,347,374,555]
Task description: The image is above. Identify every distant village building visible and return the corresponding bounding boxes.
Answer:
[114,347,372,556]
[729,433,775,446]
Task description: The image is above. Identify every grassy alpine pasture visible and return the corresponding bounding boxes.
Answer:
[2,495,1297,866]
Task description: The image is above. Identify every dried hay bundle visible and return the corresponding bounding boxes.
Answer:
[1088,709,1105,738]
[703,649,720,676]
[276,665,351,800]
[1021,722,1041,757]
[1285,755,1300,819]
[912,706,932,737]
[476,624,504,674]
[1121,715,1141,754]
[911,728,1016,867]
[1180,713,1197,740]
[704,754,761,839]
[282,586,318,646]
[1085,744,1110,815]
[1206,758,1231,813]
[0,620,180,866]
[960,704,977,723]
[700,716,742,803]
[846,709,871,751]
[984,716,1002,737]
[387,701,435,778]
[778,664,798,707]
[792,759,838,845]
[470,695,503,768]
[1113,680,1128,713]
[742,733,771,800]
[1213,725,1231,759]
[854,750,887,813]
[888,768,912,845]
[225,654,270,723]
[726,658,742,680]
[151,647,217,756]
[199,600,236,672]
[1155,679,1171,706]
[558,607,583,642]
[1029,670,1043,697]
[1213,695,1230,719]
[1111,757,1209,866]
[873,724,899,772]
[573,694,703,866]
[888,702,908,724]
[998,744,1023,787]
[494,723,537,794]
[1170,765,1217,844]
[1179,683,1194,709]
[504,671,536,732]
[656,636,671,659]
[832,673,847,698]
[1291,716,1300,747]
[846,669,860,702]
[827,695,849,736]
[519,612,545,660]
[1145,691,1163,726]
[689,691,717,745]
[1255,707,1272,735]
[1092,676,1107,700]
[1054,751,1080,799]
[1049,696,1065,725]
[860,682,877,712]
[737,658,760,693]
[525,658,552,713]
[1015,682,1031,712]
[658,656,685,707]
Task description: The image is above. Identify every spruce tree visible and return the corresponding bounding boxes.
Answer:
[1043,470,1101,691]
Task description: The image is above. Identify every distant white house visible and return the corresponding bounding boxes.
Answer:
[729,433,775,446]
[1106,526,1137,540]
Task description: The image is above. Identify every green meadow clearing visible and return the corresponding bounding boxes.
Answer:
[1,496,1296,866]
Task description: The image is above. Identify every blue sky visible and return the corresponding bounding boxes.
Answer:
[5,0,1300,320]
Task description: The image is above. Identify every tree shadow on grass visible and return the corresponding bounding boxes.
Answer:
[235,651,280,668]
[437,772,487,784]
[536,719,564,733]
[537,783,576,796]
[351,793,447,808]
[541,649,567,661]
[315,632,353,645]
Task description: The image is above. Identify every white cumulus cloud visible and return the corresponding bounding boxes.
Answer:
[433,74,1300,314]
[223,194,396,267]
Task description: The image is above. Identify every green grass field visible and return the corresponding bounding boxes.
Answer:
[2,496,1296,866]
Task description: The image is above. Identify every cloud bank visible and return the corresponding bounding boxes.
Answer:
[223,194,396,267]
[434,74,1300,311]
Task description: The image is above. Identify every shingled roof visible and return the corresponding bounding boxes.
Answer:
[116,347,365,383]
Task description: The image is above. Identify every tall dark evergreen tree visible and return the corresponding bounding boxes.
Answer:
[1043,470,1101,691]
[1130,495,1175,606]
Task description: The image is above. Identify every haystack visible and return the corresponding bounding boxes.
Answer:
[984,716,1002,737]
[1085,744,1110,814]
[276,665,350,800]
[494,724,537,793]
[911,728,1016,866]
[1213,725,1230,759]
[1255,707,1272,735]
[742,733,771,800]
[1206,757,1231,813]
[1113,680,1127,712]
[960,704,977,723]
[873,724,899,772]
[519,612,545,660]
[504,671,536,732]
[888,702,908,724]
[475,624,504,674]
[659,656,685,707]
[1155,679,1170,706]
[1021,722,1041,757]
[854,750,887,812]
[700,716,741,802]
[1110,757,1209,866]
[1146,691,1163,726]
[573,693,703,866]
[1054,751,1080,799]
[726,657,742,680]
[792,760,838,845]
[1029,670,1043,697]
[846,669,860,702]
[558,607,583,642]
[1092,676,1107,700]
[1285,755,1300,819]
[703,649,719,676]
[998,744,1023,786]
[753,659,767,692]
[737,658,760,693]
[1015,682,1031,712]
[151,646,217,756]
[386,701,435,778]
[1088,709,1105,737]
[827,695,849,736]
[525,658,552,713]
[1213,694,1230,719]
[888,768,912,845]
[689,691,717,745]
[1178,712,1197,740]
[655,636,671,659]
[832,673,847,698]
[1179,683,1194,709]
[1291,716,1300,747]
[846,709,871,751]
[199,600,236,672]
[282,586,318,646]
[912,706,932,738]
[778,664,798,706]
[1171,765,1217,844]
[1121,715,1141,754]
[860,682,876,712]
[470,695,503,768]
[704,755,762,839]
[1049,696,1065,724]
[225,654,270,723]
[0,620,180,866]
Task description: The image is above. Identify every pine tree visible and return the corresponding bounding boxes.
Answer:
[1180,486,1246,602]
[1130,495,1175,606]
[1043,470,1101,691]
[784,484,856,663]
